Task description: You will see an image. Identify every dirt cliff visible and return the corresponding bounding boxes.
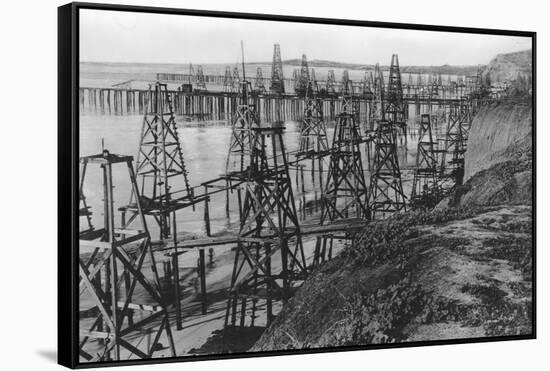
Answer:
[482,49,532,85]
[464,101,532,182]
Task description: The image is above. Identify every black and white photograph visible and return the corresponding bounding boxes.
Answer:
[58,2,535,368]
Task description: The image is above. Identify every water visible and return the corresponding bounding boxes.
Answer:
[79,111,448,238]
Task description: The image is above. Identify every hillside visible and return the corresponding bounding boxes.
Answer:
[482,49,532,84]
[252,101,533,351]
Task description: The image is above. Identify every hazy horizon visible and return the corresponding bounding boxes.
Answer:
[80,9,531,66]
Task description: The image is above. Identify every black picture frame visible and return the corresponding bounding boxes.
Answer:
[58,2,536,368]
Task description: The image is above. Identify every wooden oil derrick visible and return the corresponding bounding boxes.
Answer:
[79,151,175,362]
[224,127,307,336]
[341,70,353,95]
[369,120,407,219]
[195,65,206,90]
[188,63,195,84]
[232,67,241,91]
[439,101,471,189]
[292,69,300,92]
[120,82,196,240]
[369,63,385,125]
[224,66,234,93]
[225,79,261,174]
[326,69,337,95]
[410,114,440,208]
[362,71,373,97]
[297,85,329,158]
[310,68,319,93]
[254,67,266,94]
[321,94,370,223]
[385,54,406,126]
[270,43,285,94]
[295,54,310,97]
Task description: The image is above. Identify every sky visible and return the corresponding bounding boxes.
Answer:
[80,9,532,66]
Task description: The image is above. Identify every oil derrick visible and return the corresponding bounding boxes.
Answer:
[292,69,300,92]
[121,83,194,240]
[270,43,285,94]
[326,69,337,95]
[232,67,241,91]
[223,66,234,93]
[369,120,407,219]
[370,63,385,124]
[310,68,319,93]
[439,102,470,189]
[297,82,329,158]
[429,73,439,99]
[79,151,175,362]
[321,94,369,223]
[385,54,407,127]
[295,54,310,97]
[410,114,440,208]
[225,78,260,174]
[188,63,195,84]
[224,127,307,333]
[341,70,353,95]
[195,65,206,90]
[362,71,372,97]
[254,67,267,94]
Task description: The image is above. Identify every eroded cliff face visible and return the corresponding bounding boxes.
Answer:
[482,49,532,85]
[464,102,532,182]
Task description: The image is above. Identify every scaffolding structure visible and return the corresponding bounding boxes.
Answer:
[223,66,234,93]
[325,69,337,95]
[254,67,267,93]
[224,127,307,334]
[195,65,206,90]
[369,120,407,219]
[225,80,261,174]
[270,43,285,94]
[295,54,310,96]
[120,83,198,240]
[321,94,369,223]
[79,151,175,362]
[410,114,440,207]
[439,101,471,189]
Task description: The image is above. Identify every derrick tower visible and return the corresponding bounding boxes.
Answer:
[310,68,319,93]
[385,54,406,125]
[195,65,206,90]
[232,67,241,91]
[225,78,260,174]
[270,43,285,94]
[224,127,307,331]
[295,54,310,96]
[188,63,195,84]
[223,66,233,93]
[121,83,194,239]
[297,82,329,159]
[254,67,267,93]
[321,94,369,223]
[440,101,471,189]
[79,151,175,362]
[326,69,337,95]
[341,70,353,95]
[411,114,440,207]
[370,63,385,123]
[369,120,407,219]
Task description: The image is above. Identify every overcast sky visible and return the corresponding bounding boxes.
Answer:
[80,9,531,66]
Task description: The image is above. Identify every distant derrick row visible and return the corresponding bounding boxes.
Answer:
[78,45,487,361]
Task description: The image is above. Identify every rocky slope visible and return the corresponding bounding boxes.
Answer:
[252,101,533,351]
[482,49,532,85]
